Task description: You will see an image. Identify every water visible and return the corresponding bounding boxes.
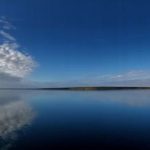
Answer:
[0,90,150,150]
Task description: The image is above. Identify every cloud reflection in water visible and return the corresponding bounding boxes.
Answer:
[0,91,35,150]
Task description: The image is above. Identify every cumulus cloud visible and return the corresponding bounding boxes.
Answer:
[0,43,35,78]
[0,17,36,88]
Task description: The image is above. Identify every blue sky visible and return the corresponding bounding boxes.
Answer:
[0,0,150,86]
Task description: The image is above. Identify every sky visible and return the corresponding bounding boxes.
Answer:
[0,0,150,87]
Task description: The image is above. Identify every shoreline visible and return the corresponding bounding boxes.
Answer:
[0,87,150,91]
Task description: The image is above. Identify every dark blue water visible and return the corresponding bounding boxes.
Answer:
[0,90,150,150]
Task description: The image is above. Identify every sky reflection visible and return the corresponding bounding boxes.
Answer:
[0,91,35,150]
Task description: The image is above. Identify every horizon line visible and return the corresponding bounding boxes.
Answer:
[1,86,150,91]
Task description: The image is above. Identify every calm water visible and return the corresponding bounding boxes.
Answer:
[0,90,150,150]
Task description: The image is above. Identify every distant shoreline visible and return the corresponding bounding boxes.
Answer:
[0,87,150,91]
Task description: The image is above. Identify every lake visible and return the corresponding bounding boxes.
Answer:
[0,90,150,150]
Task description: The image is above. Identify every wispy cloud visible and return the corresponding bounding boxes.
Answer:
[0,16,15,30]
[0,17,36,88]
[45,70,150,87]
[106,70,150,81]
[83,70,150,86]
[0,30,16,41]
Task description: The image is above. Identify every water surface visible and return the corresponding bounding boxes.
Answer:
[0,90,150,150]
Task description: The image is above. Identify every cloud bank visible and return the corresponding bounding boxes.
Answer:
[0,17,36,88]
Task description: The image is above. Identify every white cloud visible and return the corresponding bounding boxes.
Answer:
[0,17,36,88]
[0,43,35,78]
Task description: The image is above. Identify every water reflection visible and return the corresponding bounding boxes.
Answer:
[79,90,150,107]
[0,91,35,150]
[0,90,150,150]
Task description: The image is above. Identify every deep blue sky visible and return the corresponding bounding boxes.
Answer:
[0,0,150,82]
